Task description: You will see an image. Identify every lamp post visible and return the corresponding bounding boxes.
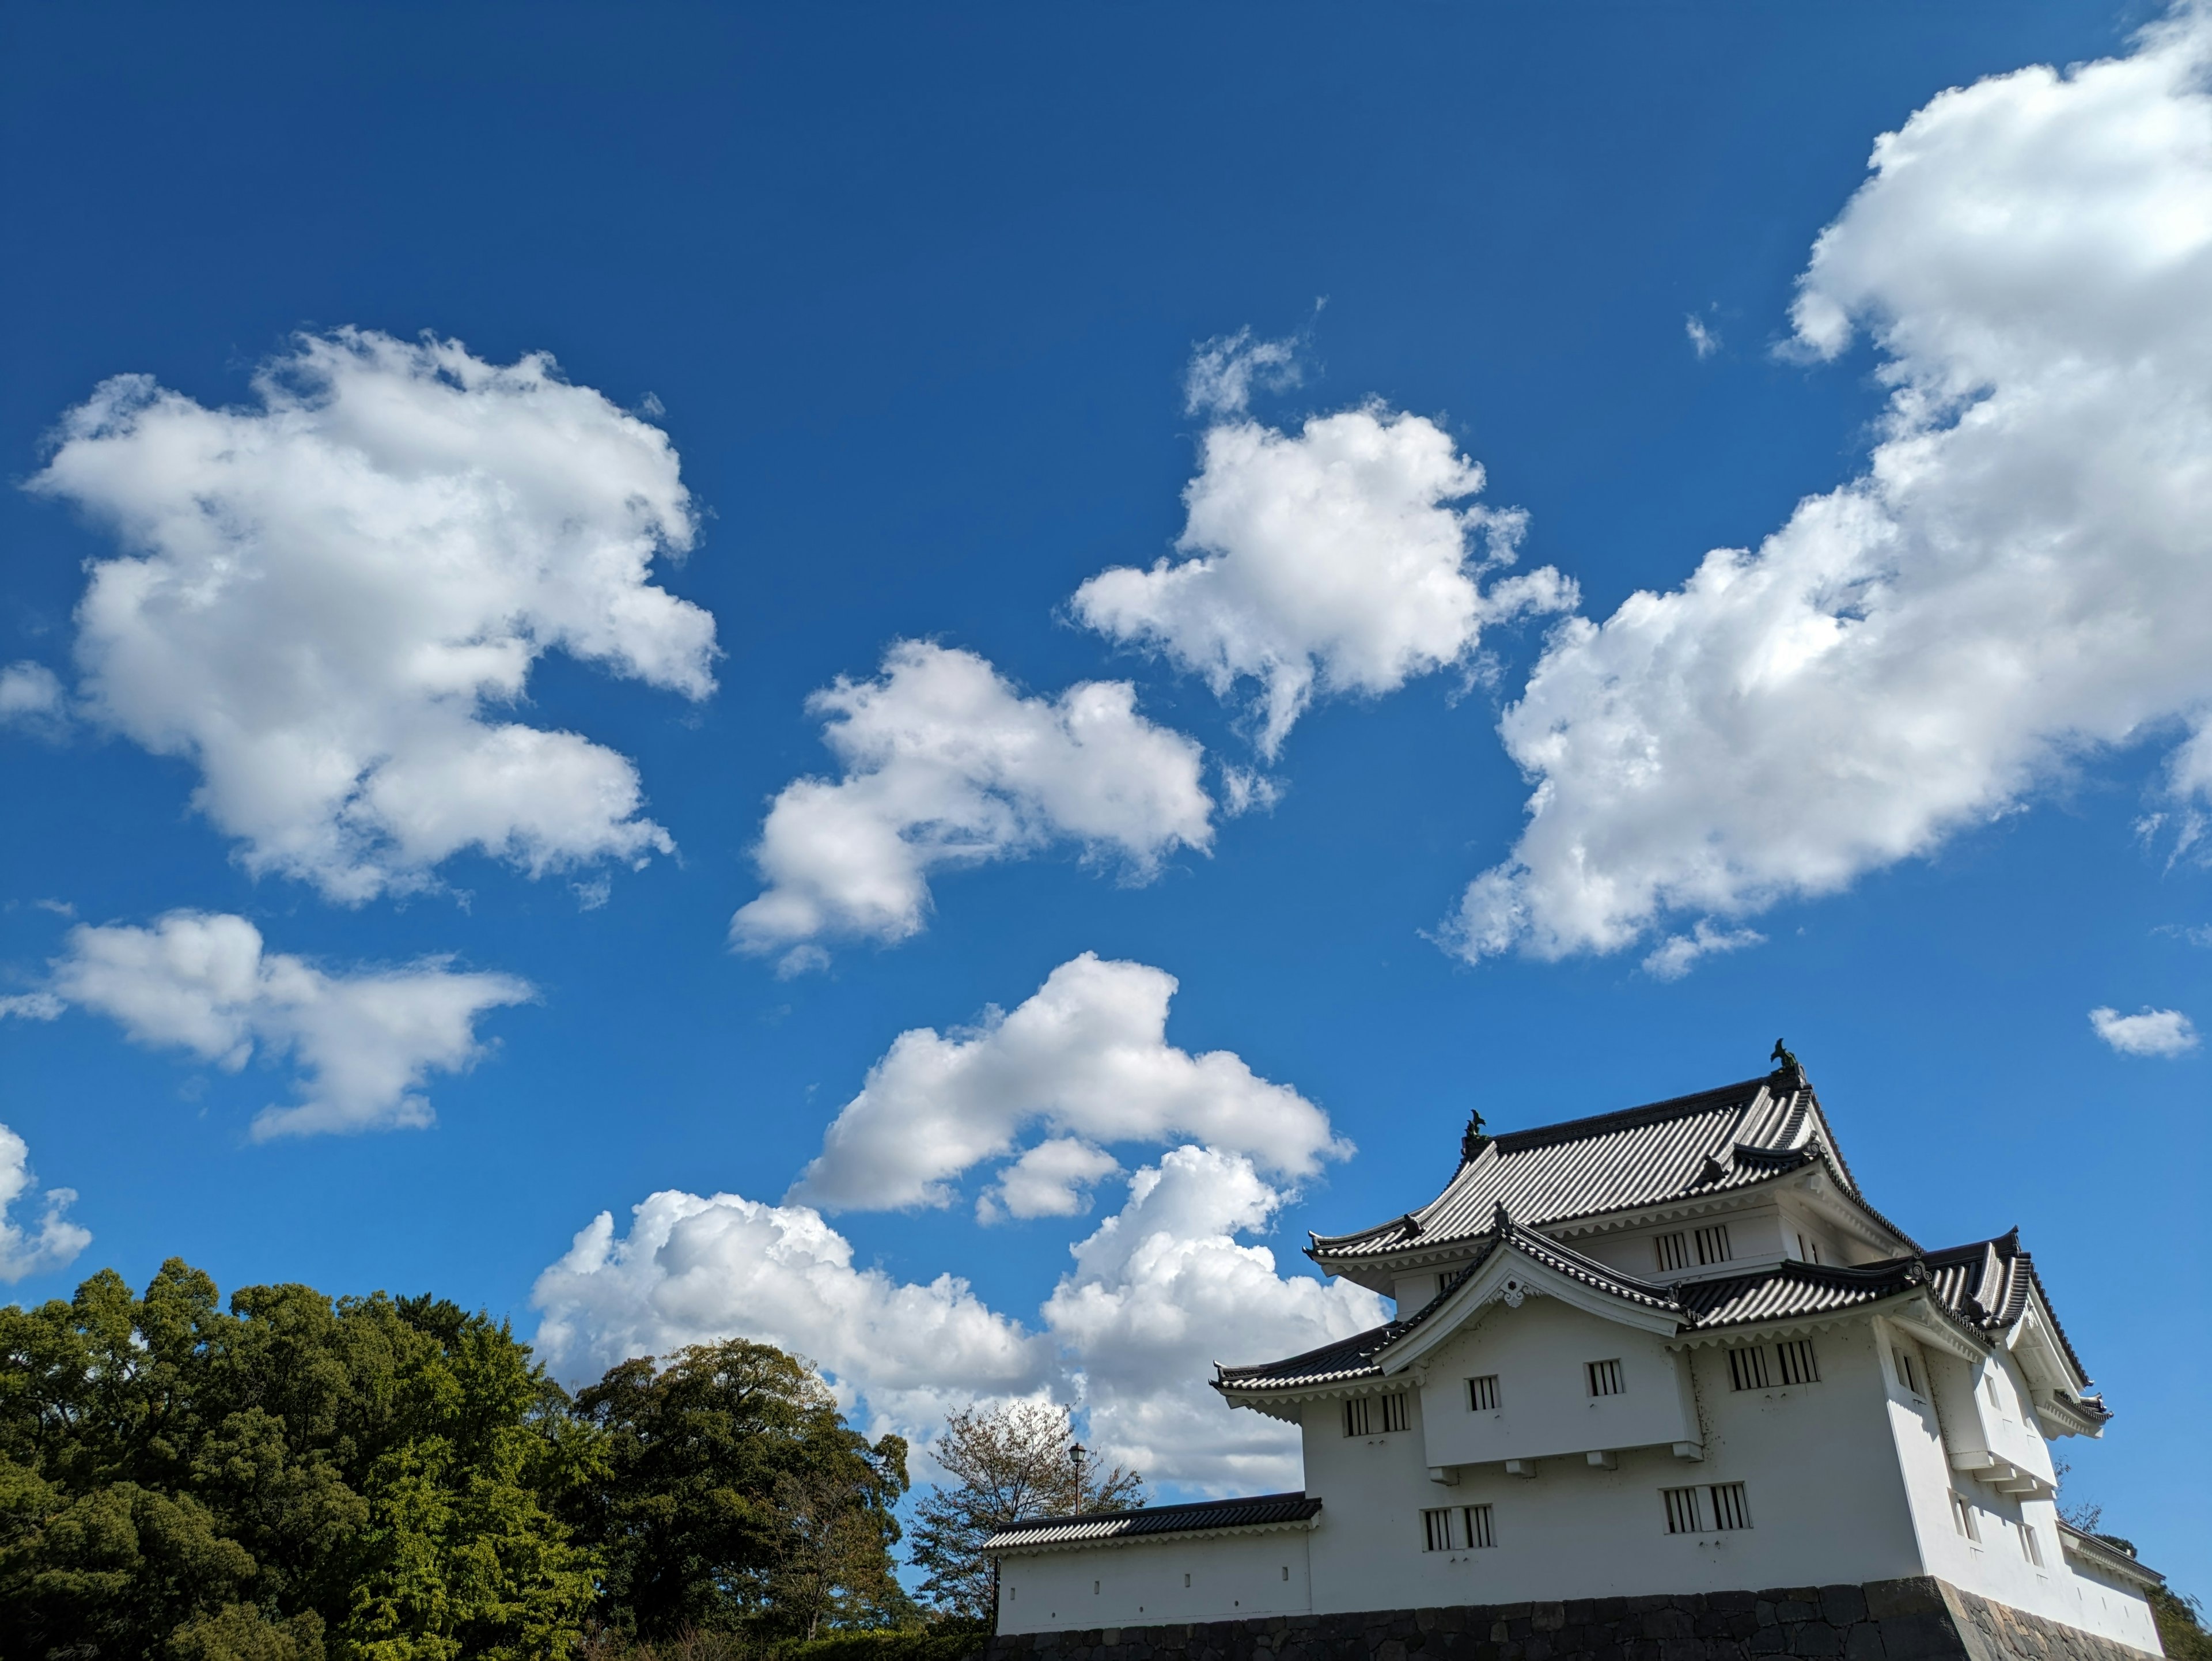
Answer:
[1070,1441,1086,1516]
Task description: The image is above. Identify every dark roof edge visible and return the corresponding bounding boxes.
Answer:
[2059,1523,2166,1590]
[986,1492,1315,1536]
[1486,1075,1778,1156]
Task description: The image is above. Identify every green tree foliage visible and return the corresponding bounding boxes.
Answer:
[907,1403,1141,1623]
[2150,1588,2212,1661]
[573,1341,913,1642]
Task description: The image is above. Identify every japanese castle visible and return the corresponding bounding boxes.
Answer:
[983,1058,2165,1655]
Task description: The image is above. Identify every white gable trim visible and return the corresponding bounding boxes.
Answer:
[1376,1239,1680,1377]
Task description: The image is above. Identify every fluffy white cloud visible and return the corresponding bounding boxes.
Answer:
[0,663,69,738]
[29,330,715,903]
[532,1145,1385,1488]
[1641,922,1766,983]
[532,1189,1051,1434]
[2089,1004,2199,1057]
[730,643,1213,968]
[787,952,1348,1213]
[9,911,533,1138]
[1041,1145,1387,1489]
[976,1138,1121,1224]
[1074,354,1573,756]
[1449,12,2212,966]
[0,1123,91,1282]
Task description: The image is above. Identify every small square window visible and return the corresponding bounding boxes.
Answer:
[1654,1231,1690,1272]
[1344,1398,1370,1437]
[1662,1485,1703,1535]
[1422,1506,1460,1552]
[1776,1339,1819,1385]
[1588,1358,1624,1397]
[1727,1346,1771,1391]
[1464,1503,1495,1549]
[1694,1224,1733,1265]
[1710,1482,1752,1531]
[1379,1392,1408,1432]
[1468,1374,1501,1412]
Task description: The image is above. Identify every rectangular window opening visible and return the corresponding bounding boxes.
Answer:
[1655,1231,1690,1273]
[1694,1223,1733,1265]
[1950,1493,1980,1541]
[1777,1339,1819,1385]
[1468,1374,1501,1412]
[1464,1503,1495,1549]
[2019,1523,2043,1567]
[1588,1358,1624,1397]
[1728,1346,1771,1391]
[1379,1391,1408,1432]
[1893,1345,1921,1396]
[1710,1482,1752,1531]
[1343,1398,1370,1437]
[1422,1506,1460,1552]
[1796,1232,1824,1265]
[1662,1485,1703,1535]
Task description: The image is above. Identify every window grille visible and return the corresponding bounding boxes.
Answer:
[1710,1482,1752,1531]
[1776,1339,1819,1385]
[2018,1523,2043,1567]
[1422,1507,1459,1552]
[1380,1392,1408,1432]
[1344,1398,1370,1437]
[1468,1374,1501,1411]
[1588,1358,1624,1397]
[1347,1394,1406,1436]
[1728,1346,1770,1391]
[1662,1486,1703,1534]
[1892,1345,1921,1395]
[1694,1224,1733,1265]
[1654,1231,1690,1272]
[1465,1504,1495,1549]
[1796,1232,1824,1265]
[1950,1493,1979,1541]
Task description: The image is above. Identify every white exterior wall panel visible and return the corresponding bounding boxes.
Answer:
[995,1526,1313,1636]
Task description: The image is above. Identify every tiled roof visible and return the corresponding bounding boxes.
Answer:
[982,1492,1322,1552]
[1309,1070,1897,1263]
[1217,1212,1682,1393]
[1221,1222,2101,1399]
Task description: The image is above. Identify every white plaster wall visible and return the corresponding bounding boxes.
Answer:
[1557,1204,1787,1286]
[995,1527,1312,1634]
[1874,1318,2156,1652]
[1415,1295,1696,1468]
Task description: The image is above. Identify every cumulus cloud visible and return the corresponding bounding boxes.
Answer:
[730,644,1213,968]
[976,1138,1122,1224]
[28,330,715,903]
[0,1123,91,1282]
[2089,1004,2199,1057]
[0,663,69,739]
[1448,11,2212,966]
[1641,922,1766,982]
[532,1145,1385,1486]
[1074,383,1573,758]
[787,952,1348,1213]
[3,911,532,1137]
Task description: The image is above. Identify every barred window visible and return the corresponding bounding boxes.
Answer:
[1654,1231,1690,1272]
[1662,1486,1703,1534]
[1950,1493,1980,1541]
[1468,1374,1501,1412]
[1728,1346,1771,1391]
[1777,1339,1819,1385]
[1694,1223,1733,1265]
[1422,1507,1459,1552]
[1588,1358,1624,1397]
[1710,1482,1752,1531]
[1465,1504,1496,1549]
[1347,1394,1406,1436]
[1795,1231,1824,1265]
[1380,1392,1409,1432]
[1344,1397,1370,1437]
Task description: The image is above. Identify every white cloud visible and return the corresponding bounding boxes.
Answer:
[1448,12,2212,965]
[0,1123,91,1282]
[531,1145,1385,1488]
[532,1188,1051,1435]
[729,643,1213,967]
[29,330,715,903]
[0,663,69,738]
[1183,327,1303,419]
[1074,394,1573,757]
[1040,1145,1386,1489]
[787,952,1348,1213]
[16,910,532,1137]
[1685,314,1721,358]
[1640,921,1766,982]
[2089,1004,2199,1057]
[975,1138,1121,1224]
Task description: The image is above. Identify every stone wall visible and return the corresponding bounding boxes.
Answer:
[979,1577,2160,1661]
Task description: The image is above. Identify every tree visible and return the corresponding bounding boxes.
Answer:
[571,1340,910,1641]
[907,1402,1142,1623]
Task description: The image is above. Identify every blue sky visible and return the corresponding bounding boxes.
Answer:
[2,0,2206,1595]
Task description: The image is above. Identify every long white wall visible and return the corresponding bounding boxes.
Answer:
[995,1526,1313,1636]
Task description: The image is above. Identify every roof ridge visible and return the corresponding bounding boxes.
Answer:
[1488,1075,1777,1154]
